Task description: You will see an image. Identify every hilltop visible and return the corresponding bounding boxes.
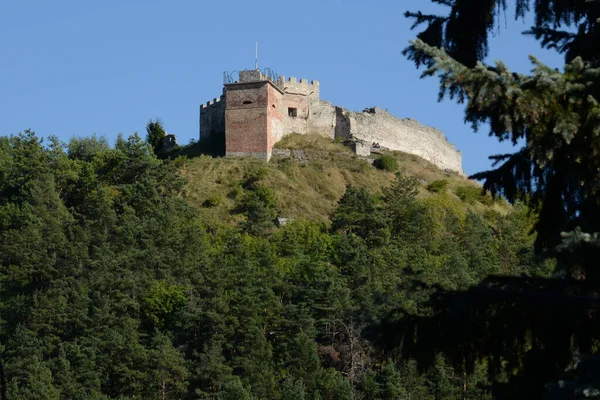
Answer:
[179,134,507,227]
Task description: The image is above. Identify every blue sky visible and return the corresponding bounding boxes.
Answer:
[1,0,563,175]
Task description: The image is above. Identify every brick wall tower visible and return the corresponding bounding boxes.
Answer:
[224,70,284,161]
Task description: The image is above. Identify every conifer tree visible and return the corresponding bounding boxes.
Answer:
[403,0,600,255]
[146,119,167,155]
[366,1,600,397]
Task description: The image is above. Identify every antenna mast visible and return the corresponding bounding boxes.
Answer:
[255,41,258,70]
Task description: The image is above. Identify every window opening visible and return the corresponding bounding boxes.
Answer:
[288,107,298,117]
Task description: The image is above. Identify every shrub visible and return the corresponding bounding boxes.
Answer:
[253,185,277,209]
[456,185,497,205]
[228,184,244,200]
[479,191,495,206]
[242,166,269,189]
[456,185,480,204]
[241,185,278,235]
[202,196,222,208]
[374,154,398,172]
[426,179,449,193]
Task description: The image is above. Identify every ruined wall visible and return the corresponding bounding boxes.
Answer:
[199,95,225,140]
[281,93,310,134]
[348,107,463,174]
[275,101,463,174]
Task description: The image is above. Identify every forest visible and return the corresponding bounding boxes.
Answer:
[1,0,599,398]
[0,130,548,399]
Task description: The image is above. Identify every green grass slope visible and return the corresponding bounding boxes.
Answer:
[180,134,507,226]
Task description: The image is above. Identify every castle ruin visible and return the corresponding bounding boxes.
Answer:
[200,69,463,174]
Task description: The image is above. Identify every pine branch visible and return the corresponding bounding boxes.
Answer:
[410,38,600,250]
[404,11,447,30]
[524,26,576,54]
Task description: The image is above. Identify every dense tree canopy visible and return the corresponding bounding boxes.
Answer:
[0,130,541,398]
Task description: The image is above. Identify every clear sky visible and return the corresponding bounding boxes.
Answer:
[1,0,563,175]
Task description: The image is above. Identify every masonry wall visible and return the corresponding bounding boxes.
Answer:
[225,82,269,160]
[277,77,335,138]
[200,95,225,140]
[225,81,284,161]
[279,77,320,99]
[274,100,464,174]
[347,107,463,173]
[267,83,285,151]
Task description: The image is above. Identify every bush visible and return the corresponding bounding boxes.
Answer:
[374,154,399,172]
[241,185,278,235]
[426,179,449,193]
[479,191,496,206]
[242,166,269,189]
[456,185,480,204]
[253,185,277,209]
[202,196,223,208]
[456,185,497,205]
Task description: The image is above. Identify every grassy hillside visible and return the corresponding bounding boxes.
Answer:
[180,134,507,226]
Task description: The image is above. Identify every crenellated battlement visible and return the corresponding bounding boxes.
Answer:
[201,95,225,109]
[200,94,225,141]
[278,76,320,99]
[278,76,320,85]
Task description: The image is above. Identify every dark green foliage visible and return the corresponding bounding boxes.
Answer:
[68,135,110,161]
[0,130,543,398]
[404,0,599,68]
[373,362,408,399]
[455,185,479,204]
[146,118,166,155]
[371,2,600,398]
[381,171,422,238]
[241,185,278,235]
[405,1,600,254]
[426,179,448,193]
[281,376,306,400]
[166,131,226,159]
[373,154,399,172]
[455,184,496,205]
[202,195,222,208]
[148,332,190,399]
[142,281,187,331]
[331,185,390,246]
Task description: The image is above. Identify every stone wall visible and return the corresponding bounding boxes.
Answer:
[276,99,339,139]
[348,107,463,174]
[270,100,464,174]
[199,95,225,140]
[279,76,320,99]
